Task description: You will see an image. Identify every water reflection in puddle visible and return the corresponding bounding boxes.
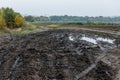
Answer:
[69,35,74,41]
[69,34,115,44]
[81,37,97,44]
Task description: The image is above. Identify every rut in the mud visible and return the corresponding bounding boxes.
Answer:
[0,29,119,80]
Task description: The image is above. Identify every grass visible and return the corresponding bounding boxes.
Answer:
[0,30,5,35]
[21,30,32,34]
[14,24,40,34]
[33,22,120,31]
[29,24,38,29]
[47,24,59,28]
[0,22,120,37]
[0,23,41,35]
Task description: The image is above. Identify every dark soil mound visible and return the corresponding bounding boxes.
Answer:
[0,29,116,80]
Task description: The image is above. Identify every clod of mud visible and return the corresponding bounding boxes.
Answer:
[0,29,118,80]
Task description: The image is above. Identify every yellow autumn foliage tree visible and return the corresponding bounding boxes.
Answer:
[0,7,25,29]
[0,17,6,29]
[14,14,25,28]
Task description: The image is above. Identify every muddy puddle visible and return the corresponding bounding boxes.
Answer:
[69,32,120,50]
[0,29,120,80]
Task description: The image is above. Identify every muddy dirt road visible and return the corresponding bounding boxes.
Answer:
[0,29,120,80]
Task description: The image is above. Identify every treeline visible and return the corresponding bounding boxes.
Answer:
[24,15,120,23]
[0,7,24,29]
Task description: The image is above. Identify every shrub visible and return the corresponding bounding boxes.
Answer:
[0,7,25,29]
[14,14,25,28]
[0,17,6,29]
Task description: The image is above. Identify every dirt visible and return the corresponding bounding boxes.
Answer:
[0,29,120,80]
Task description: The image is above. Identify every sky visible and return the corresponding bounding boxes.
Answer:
[0,0,120,16]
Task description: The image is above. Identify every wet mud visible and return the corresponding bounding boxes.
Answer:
[0,29,120,80]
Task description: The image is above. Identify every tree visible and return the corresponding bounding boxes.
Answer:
[14,14,25,28]
[0,7,25,29]
[3,7,15,28]
[24,15,34,22]
[0,16,6,29]
[0,8,6,29]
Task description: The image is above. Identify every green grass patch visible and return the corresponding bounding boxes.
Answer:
[21,30,31,34]
[47,24,59,28]
[29,24,37,29]
[0,30,5,35]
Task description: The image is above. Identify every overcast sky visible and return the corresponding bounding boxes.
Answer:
[0,0,120,16]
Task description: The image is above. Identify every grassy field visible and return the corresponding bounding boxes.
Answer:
[32,22,120,31]
[0,22,120,38]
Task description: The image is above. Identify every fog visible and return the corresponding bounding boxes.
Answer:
[0,0,120,16]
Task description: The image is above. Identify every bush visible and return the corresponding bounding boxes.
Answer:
[0,17,6,29]
[0,7,25,29]
[14,14,25,28]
